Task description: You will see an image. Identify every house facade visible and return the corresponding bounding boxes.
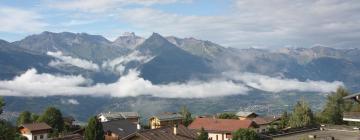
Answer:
[19,122,52,140]
[188,118,258,140]
[149,112,183,129]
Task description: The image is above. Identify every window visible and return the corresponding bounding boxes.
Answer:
[216,135,218,140]
[40,135,44,139]
[34,136,37,140]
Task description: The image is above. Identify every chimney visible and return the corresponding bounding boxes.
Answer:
[137,123,141,130]
[173,124,178,135]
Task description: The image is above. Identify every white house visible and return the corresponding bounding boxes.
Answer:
[19,122,52,140]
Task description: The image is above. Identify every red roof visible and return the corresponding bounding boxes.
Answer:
[188,118,257,132]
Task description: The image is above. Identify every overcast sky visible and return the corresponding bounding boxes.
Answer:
[0,0,359,49]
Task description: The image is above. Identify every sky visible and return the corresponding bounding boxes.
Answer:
[0,0,360,49]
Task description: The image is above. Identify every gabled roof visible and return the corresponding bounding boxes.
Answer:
[343,92,360,99]
[49,134,83,140]
[99,112,139,120]
[188,118,258,133]
[152,113,183,121]
[252,116,281,125]
[127,125,196,140]
[236,111,258,117]
[20,122,52,132]
[102,119,138,138]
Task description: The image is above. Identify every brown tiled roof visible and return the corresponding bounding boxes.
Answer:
[49,134,83,140]
[20,122,52,132]
[126,125,196,140]
[188,118,257,132]
[252,116,280,125]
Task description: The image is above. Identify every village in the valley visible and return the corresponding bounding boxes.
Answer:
[1,88,360,140]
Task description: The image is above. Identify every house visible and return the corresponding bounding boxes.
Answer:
[343,92,360,122]
[188,118,258,140]
[251,116,281,133]
[124,124,197,140]
[236,111,258,120]
[19,122,52,140]
[102,119,139,140]
[99,112,140,124]
[49,134,83,140]
[149,112,183,129]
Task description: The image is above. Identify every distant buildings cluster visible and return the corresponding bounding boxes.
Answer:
[18,111,281,140]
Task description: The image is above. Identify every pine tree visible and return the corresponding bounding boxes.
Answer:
[321,87,351,124]
[180,106,193,126]
[196,127,208,140]
[84,116,104,140]
[289,99,314,128]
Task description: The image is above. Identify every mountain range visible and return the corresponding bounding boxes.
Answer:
[1,31,360,91]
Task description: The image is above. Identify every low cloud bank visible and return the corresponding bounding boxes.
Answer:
[101,51,153,75]
[47,51,100,71]
[0,69,343,98]
[223,71,343,93]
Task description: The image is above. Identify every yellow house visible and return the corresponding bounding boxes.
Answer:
[149,112,183,129]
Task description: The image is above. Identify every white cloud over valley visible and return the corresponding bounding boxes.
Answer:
[0,68,343,98]
[47,51,100,71]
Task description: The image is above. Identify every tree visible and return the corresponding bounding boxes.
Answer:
[84,116,104,140]
[180,106,193,126]
[0,97,17,140]
[232,128,260,140]
[217,112,238,119]
[320,87,352,124]
[17,111,33,126]
[196,127,208,140]
[38,107,64,136]
[0,97,5,115]
[279,111,289,129]
[289,99,314,128]
[0,120,16,140]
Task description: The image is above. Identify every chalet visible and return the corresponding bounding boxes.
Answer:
[99,112,140,124]
[188,118,258,140]
[343,92,360,122]
[251,116,281,133]
[19,122,52,140]
[149,112,183,129]
[102,119,139,140]
[236,111,258,120]
[124,124,197,140]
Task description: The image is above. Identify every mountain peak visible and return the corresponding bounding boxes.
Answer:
[113,32,144,49]
[121,32,136,37]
